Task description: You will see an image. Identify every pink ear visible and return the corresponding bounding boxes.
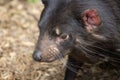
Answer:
[82,9,102,32]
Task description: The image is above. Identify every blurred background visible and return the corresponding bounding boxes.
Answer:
[0,0,120,80]
[0,0,64,80]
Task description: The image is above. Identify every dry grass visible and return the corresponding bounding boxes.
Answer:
[0,0,64,80]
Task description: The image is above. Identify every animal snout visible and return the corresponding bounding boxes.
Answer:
[33,50,42,61]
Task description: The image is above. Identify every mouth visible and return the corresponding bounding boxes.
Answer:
[40,54,63,62]
[40,46,61,62]
[40,57,59,62]
[34,45,71,62]
[41,49,71,62]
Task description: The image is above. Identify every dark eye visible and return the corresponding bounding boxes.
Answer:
[60,33,69,40]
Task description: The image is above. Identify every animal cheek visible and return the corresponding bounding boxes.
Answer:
[55,37,64,44]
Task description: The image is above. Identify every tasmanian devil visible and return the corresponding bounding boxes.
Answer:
[33,0,120,80]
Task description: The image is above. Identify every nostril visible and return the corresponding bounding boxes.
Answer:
[33,51,42,61]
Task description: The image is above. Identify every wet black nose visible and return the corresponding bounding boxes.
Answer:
[33,51,42,61]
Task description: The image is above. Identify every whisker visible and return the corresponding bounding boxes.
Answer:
[60,58,79,74]
[54,52,79,73]
[78,41,120,64]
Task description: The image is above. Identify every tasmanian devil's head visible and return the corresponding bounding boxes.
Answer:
[33,0,119,62]
[33,0,83,62]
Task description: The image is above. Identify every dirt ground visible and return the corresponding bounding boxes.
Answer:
[0,0,120,80]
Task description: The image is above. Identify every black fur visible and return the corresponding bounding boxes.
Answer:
[33,0,120,80]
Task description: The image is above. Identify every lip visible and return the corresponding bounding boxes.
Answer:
[40,53,63,62]
[40,58,57,62]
